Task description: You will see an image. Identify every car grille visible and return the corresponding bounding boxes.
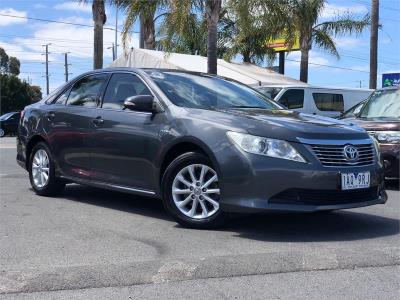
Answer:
[309,143,375,167]
[269,187,379,206]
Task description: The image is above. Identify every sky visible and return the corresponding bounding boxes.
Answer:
[0,0,399,95]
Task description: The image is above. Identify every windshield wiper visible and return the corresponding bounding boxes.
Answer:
[230,106,267,109]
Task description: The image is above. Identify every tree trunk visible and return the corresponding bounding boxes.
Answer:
[92,0,106,69]
[139,14,155,50]
[299,48,309,83]
[299,31,312,83]
[369,0,379,89]
[243,51,251,63]
[206,0,222,74]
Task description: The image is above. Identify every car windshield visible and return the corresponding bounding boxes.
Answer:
[359,89,400,118]
[146,71,283,110]
[256,87,282,99]
[0,112,14,120]
[342,100,366,118]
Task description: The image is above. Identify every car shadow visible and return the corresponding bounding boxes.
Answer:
[62,184,171,222]
[60,184,399,243]
[386,179,399,191]
[225,210,399,242]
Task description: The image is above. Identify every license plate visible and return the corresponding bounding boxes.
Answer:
[341,172,370,190]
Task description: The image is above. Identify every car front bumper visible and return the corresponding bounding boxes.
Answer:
[216,144,387,213]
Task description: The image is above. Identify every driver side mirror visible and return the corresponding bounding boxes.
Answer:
[123,95,157,113]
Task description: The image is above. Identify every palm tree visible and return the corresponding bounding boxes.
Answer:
[256,0,370,82]
[115,1,223,74]
[223,0,277,65]
[112,0,166,50]
[81,0,107,69]
[205,0,222,74]
[92,0,107,69]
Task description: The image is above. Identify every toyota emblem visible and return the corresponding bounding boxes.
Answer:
[343,145,359,161]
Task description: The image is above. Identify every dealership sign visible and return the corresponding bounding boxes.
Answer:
[382,73,400,87]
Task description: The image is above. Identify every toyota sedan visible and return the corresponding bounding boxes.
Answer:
[17,68,387,228]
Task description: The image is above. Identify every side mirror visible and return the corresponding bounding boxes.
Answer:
[123,95,156,113]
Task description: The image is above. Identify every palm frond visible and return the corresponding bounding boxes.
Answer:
[312,28,339,58]
[314,13,370,36]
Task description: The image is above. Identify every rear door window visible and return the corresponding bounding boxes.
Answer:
[67,74,109,107]
[313,93,344,111]
[102,73,152,110]
[278,89,304,109]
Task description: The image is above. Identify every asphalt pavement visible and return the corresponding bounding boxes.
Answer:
[0,137,399,299]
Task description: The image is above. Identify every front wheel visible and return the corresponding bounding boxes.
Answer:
[29,142,65,196]
[162,152,228,229]
[0,128,5,137]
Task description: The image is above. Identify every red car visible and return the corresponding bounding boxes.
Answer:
[342,87,400,179]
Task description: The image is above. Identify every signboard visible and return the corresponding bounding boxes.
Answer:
[382,73,400,87]
[266,36,300,52]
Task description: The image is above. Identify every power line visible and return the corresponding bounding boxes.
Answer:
[0,13,139,33]
[286,58,371,73]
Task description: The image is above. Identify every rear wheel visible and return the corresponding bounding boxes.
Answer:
[162,152,228,229]
[0,128,5,137]
[29,142,65,196]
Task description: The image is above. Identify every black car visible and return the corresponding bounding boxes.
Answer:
[16,68,387,228]
[0,111,20,137]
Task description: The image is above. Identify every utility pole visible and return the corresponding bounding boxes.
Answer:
[369,0,379,89]
[115,7,118,58]
[278,51,285,75]
[42,43,51,95]
[107,43,115,60]
[64,52,71,82]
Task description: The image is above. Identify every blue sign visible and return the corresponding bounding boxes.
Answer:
[382,73,400,87]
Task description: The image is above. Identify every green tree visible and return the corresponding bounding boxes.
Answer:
[255,0,370,82]
[0,47,9,74]
[112,0,166,50]
[223,0,277,64]
[0,48,42,113]
[8,57,20,76]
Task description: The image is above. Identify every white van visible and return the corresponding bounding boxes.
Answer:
[256,85,373,118]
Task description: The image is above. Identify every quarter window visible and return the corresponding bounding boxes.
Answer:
[313,93,344,111]
[278,89,304,109]
[67,74,109,107]
[54,88,70,105]
[102,73,152,110]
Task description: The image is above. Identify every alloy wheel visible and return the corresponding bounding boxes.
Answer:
[0,129,4,137]
[31,149,50,188]
[172,164,220,219]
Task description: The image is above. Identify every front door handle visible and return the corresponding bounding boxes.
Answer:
[46,111,56,121]
[92,116,104,127]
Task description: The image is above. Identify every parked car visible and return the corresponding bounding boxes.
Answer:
[17,68,386,228]
[338,99,367,119]
[341,87,400,179]
[0,111,20,137]
[255,85,372,118]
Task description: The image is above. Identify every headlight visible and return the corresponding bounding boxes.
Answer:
[227,131,306,163]
[373,131,400,144]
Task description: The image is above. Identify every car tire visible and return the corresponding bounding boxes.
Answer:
[162,152,228,229]
[29,142,65,196]
[0,128,5,137]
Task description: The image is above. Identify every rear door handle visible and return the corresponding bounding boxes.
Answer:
[92,116,104,127]
[46,111,56,121]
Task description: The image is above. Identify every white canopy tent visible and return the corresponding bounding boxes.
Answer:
[109,48,308,87]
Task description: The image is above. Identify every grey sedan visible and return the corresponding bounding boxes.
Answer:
[17,68,387,228]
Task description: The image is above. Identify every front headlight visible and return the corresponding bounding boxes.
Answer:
[227,131,307,163]
[373,131,400,144]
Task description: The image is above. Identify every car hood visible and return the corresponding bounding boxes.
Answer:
[346,117,400,131]
[186,108,369,142]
